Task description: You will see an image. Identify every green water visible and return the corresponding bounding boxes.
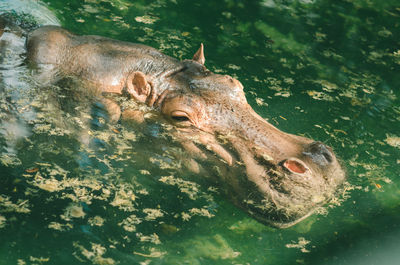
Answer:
[0,0,399,264]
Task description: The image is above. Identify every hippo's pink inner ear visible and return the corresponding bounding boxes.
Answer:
[192,43,205,65]
[283,159,308,174]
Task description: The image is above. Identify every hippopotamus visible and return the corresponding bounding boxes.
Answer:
[24,25,345,228]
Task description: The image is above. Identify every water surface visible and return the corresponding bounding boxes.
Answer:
[0,0,399,264]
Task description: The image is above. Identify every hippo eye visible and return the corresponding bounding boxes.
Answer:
[170,111,191,123]
[172,115,190,122]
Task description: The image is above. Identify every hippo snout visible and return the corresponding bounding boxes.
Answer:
[235,136,345,227]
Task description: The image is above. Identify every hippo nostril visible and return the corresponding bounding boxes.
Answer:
[322,150,333,163]
[282,158,309,175]
[304,141,334,166]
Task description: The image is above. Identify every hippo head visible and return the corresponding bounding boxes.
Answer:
[127,45,345,228]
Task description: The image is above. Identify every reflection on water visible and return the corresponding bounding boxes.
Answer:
[1,0,399,264]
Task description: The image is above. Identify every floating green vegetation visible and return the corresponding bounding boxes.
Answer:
[285,237,311,253]
[0,194,31,214]
[385,134,400,148]
[177,234,241,264]
[73,242,116,265]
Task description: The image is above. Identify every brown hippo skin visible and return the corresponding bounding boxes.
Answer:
[26,25,345,228]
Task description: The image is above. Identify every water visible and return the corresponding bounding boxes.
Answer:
[0,0,399,264]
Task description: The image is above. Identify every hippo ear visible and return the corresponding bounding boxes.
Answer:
[192,43,205,65]
[126,71,151,103]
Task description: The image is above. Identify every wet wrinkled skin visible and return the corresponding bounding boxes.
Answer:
[25,25,345,228]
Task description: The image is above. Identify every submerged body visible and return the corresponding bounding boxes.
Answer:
[25,25,345,228]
